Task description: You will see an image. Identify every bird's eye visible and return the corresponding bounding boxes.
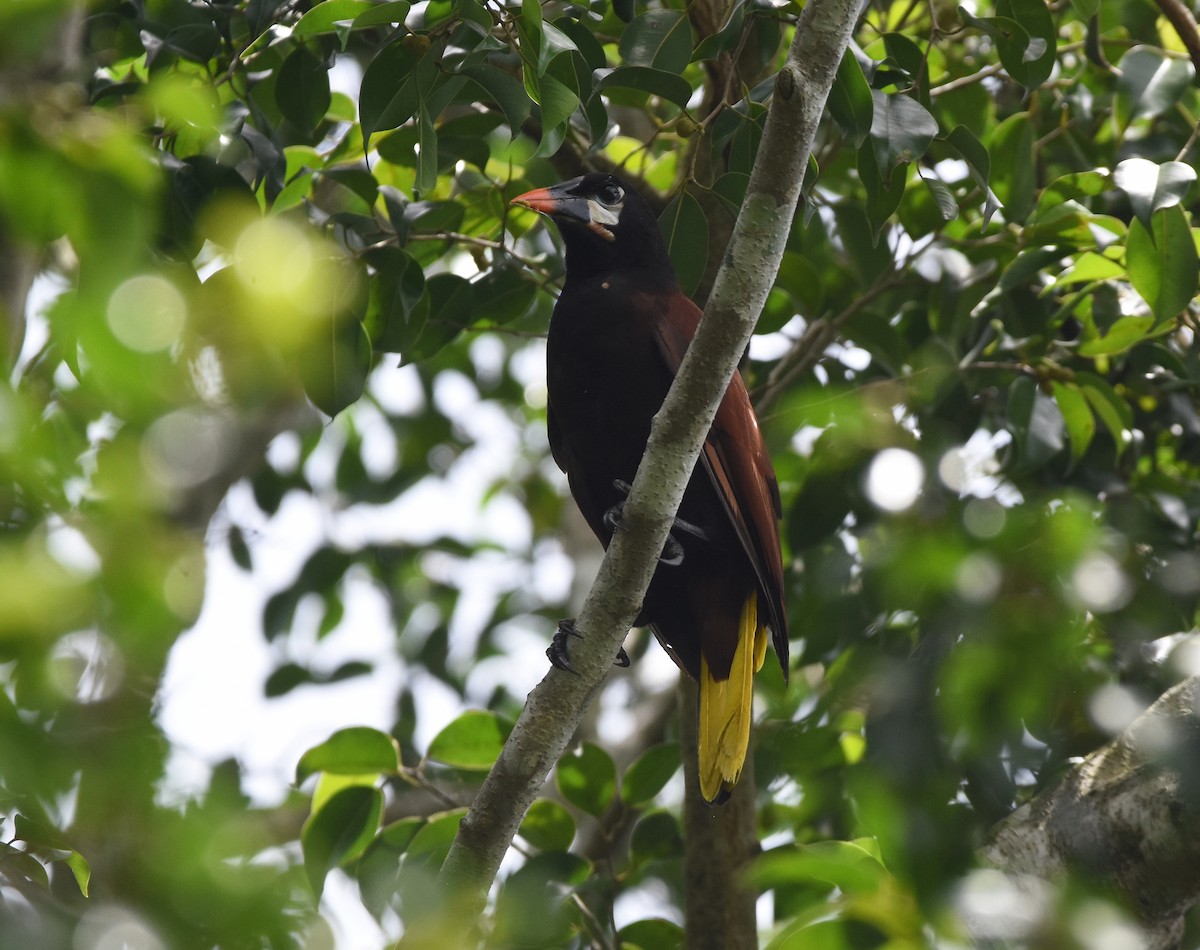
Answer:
[598,182,624,205]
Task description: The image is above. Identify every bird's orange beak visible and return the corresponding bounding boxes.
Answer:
[511,187,561,215]
[511,180,616,241]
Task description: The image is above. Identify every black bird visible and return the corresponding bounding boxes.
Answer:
[512,173,788,803]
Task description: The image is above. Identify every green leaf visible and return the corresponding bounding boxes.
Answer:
[351,1,412,30]
[366,246,426,352]
[1125,206,1199,321]
[13,815,90,897]
[404,272,476,362]
[827,51,874,147]
[293,0,375,37]
[751,840,886,894]
[1007,375,1064,469]
[276,48,331,132]
[1050,381,1096,461]
[462,64,532,135]
[858,141,907,239]
[869,91,938,168]
[621,742,682,805]
[265,662,313,697]
[360,39,438,139]
[945,124,1001,226]
[556,742,617,817]
[620,919,685,950]
[296,726,401,784]
[405,808,467,863]
[593,66,693,108]
[1079,313,1155,357]
[1116,46,1194,128]
[299,309,371,417]
[471,267,537,325]
[519,798,576,851]
[659,190,708,295]
[427,709,512,770]
[987,112,1035,223]
[1077,371,1133,452]
[921,174,957,221]
[1053,250,1125,287]
[301,785,384,900]
[959,0,1054,88]
[414,104,438,197]
[1113,159,1197,232]
[619,10,693,74]
[630,810,682,864]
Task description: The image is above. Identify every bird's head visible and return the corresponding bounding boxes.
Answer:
[512,173,674,284]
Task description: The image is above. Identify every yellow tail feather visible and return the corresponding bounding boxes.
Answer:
[698,591,767,803]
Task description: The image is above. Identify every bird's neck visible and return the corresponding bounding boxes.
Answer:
[560,240,678,294]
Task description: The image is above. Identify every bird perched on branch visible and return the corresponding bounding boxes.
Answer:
[512,173,788,803]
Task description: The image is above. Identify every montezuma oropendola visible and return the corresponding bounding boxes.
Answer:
[512,173,788,803]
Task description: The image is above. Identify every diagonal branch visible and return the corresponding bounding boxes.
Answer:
[435,0,863,924]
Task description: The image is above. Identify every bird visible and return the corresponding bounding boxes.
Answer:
[511,173,788,803]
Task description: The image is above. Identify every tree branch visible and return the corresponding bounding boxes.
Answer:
[979,676,1200,949]
[436,0,863,925]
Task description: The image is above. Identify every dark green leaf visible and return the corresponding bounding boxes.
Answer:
[1077,371,1133,452]
[360,40,438,139]
[921,174,957,221]
[828,51,874,146]
[351,1,412,30]
[296,726,401,784]
[293,0,376,37]
[659,190,708,295]
[403,273,476,362]
[946,124,1001,226]
[427,709,512,770]
[621,743,681,805]
[1124,206,1199,321]
[462,65,532,135]
[366,246,427,352]
[858,141,907,239]
[472,267,537,325]
[1007,375,1064,469]
[619,10,693,74]
[620,919,685,950]
[630,810,682,864]
[414,105,438,197]
[751,840,886,893]
[299,314,371,417]
[556,742,617,817]
[301,785,383,900]
[987,112,1035,223]
[405,808,466,863]
[1112,158,1196,231]
[277,48,331,132]
[869,91,938,168]
[519,798,576,851]
[1050,381,1096,461]
[265,663,313,697]
[1116,46,1194,128]
[593,66,693,108]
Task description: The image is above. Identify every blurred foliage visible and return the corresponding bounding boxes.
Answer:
[0,0,1198,946]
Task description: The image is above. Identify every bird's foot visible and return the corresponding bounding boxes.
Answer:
[548,619,630,675]
[603,479,710,566]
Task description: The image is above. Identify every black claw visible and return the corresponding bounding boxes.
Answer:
[548,618,632,672]
[548,619,582,674]
[659,533,684,566]
[603,501,625,535]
